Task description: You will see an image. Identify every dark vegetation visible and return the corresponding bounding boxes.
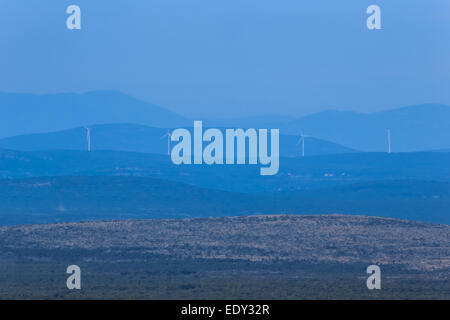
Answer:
[0,175,450,225]
[0,215,449,299]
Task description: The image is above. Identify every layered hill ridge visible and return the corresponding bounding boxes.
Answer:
[1,91,449,152]
[1,148,450,192]
[0,123,356,157]
[0,91,189,138]
[1,215,449,271]
[0,176,449,225]
[279,104,450,152]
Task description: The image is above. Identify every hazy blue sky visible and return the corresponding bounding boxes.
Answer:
[1,0,449,118]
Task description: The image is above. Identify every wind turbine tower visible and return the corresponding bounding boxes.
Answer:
[301,133,305,157]
[387,129,391,154]
[161,129,172,155]
[86,127,91,152]
[297,133,311,157]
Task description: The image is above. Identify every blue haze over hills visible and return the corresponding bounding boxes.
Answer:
[1,150,450,225]
[0,1,449,227]
[0,90,449,226]
[1,1,449,118]
[0,123,356,158]
[0,91,188,137]
[1,91,448,226]
[1,91,450,152]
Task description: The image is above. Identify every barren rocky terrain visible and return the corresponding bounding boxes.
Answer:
[1,214,449,271]
[1,214,449,299]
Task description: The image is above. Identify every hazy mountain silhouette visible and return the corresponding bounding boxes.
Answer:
[205,115,297,128]
[208,104,450,152]
[0,123,355,157]
[0,91,189,138]
[1,91,449,152]
[279,104,450,152]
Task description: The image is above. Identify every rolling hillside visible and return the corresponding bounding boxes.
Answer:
[1,92,450,152]
[1,148,450,192]
[0,176,270,225]
[0,176,449,225]
[2,215,449,271]
[0,123,356,157]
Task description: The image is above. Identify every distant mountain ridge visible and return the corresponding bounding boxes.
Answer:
[0,123,356,157]
[1,91,449,152]
[279,104,450,152]
[208,104,450,152]
[0,91,189,138]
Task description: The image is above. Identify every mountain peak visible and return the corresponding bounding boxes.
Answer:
[0,91,189,138]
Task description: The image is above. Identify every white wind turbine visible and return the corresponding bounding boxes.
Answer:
[86,127,91,152]
[161,129,172,156]
[386,129,391,154]
[297,132,311,157]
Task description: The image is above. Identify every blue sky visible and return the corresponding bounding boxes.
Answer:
[0,0,449,118]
